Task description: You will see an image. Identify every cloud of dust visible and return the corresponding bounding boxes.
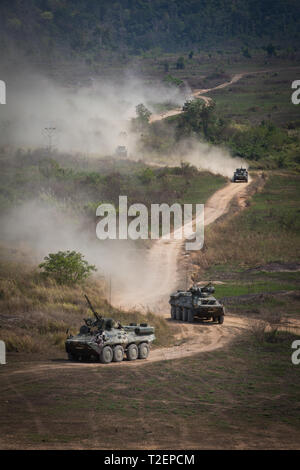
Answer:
[0,65,248,306]
[0,68,188,155]
[174,139,248,178]
[0,200,149,299]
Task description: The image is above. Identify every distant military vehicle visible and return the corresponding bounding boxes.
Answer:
[233,167,248,182]
[169,283,225,324]
[65,295,155,363]
[115,145,128,158]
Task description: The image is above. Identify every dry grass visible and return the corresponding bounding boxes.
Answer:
[0,260,174,356]
[192,172,300,273]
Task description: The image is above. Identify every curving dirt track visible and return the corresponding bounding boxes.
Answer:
[114,178,251,311]
[150,73,244,123]
[3,179,253,377]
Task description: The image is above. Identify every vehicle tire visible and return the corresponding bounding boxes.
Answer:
[218,315,224,324]
[138,342,149,359]
[113,345,124,362]
[68,352,75,361]
[182,308,188,322]
[171,306,176,320]
[176,307,182,321]
[212,316,216,323]
[100,345,113,364]
[127,344,138,361]
[188,309,194,323]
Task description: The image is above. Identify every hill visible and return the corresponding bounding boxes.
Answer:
[1,0,300,62]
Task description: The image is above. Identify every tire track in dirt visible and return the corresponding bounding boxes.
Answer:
[2,374,48,437]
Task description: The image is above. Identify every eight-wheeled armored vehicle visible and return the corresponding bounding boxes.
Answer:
[233,167,248,182]
[115,145,128,158]
[65,295,155,363]
[169,284,225,324]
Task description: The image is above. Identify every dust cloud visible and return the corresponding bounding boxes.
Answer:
[0,68,188,155]
[0,65,247,303]
[173,139,248,178]
[0,199,149,298]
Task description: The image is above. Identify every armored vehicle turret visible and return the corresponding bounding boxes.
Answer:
[169,283,225,324]
[65,295,155,363]
[233,167,248,182]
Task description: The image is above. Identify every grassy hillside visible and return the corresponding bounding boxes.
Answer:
[0,261,175,358]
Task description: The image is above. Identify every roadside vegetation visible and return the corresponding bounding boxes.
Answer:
[0,261,174,357]
[135,67,300,170]
[191,172,300,327]
[0,148,226,215]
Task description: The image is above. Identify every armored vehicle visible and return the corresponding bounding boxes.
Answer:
[65,295,155,363]
[115,145,128,158]
[169,284,225,324]
[233,167,248,182]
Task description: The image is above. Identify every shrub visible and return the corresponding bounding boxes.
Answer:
[39,250,96,285]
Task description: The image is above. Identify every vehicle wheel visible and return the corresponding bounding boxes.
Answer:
[212,316,216,322]
[176,307,182,321]
[127,344,138,361]
[138,342,149,359]
[100,345,113,364]
[171,306,176,319]
[182,308,188,322]
[218,315,224,324]
[113,345,124,362]
[188,309,194,323]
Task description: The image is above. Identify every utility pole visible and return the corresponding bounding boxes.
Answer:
[42,126,56,151]
[183,251,191,290]
[108,275,112,311]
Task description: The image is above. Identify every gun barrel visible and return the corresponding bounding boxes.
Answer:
[84,295,101,321]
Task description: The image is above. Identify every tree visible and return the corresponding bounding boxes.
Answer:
[263,43,277,57]
[136,103,151,122]
[176,56,185,69]
[139,167,154,185]
[241,46,251,58]
[39,250,96,284]
[182,99,215,138]
[163,61,169,72]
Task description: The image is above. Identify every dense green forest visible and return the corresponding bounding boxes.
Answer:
[1,0,300,60]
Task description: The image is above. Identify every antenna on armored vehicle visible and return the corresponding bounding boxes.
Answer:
[84,295,102,322]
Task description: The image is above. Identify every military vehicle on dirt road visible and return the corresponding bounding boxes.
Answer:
[169,284,225,324]
[65,295,155,363]
[233,167,248,182]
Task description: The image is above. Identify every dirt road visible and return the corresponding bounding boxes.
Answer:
[149,73,244,123]
[114,179,251,311]
[2,179,253,376]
